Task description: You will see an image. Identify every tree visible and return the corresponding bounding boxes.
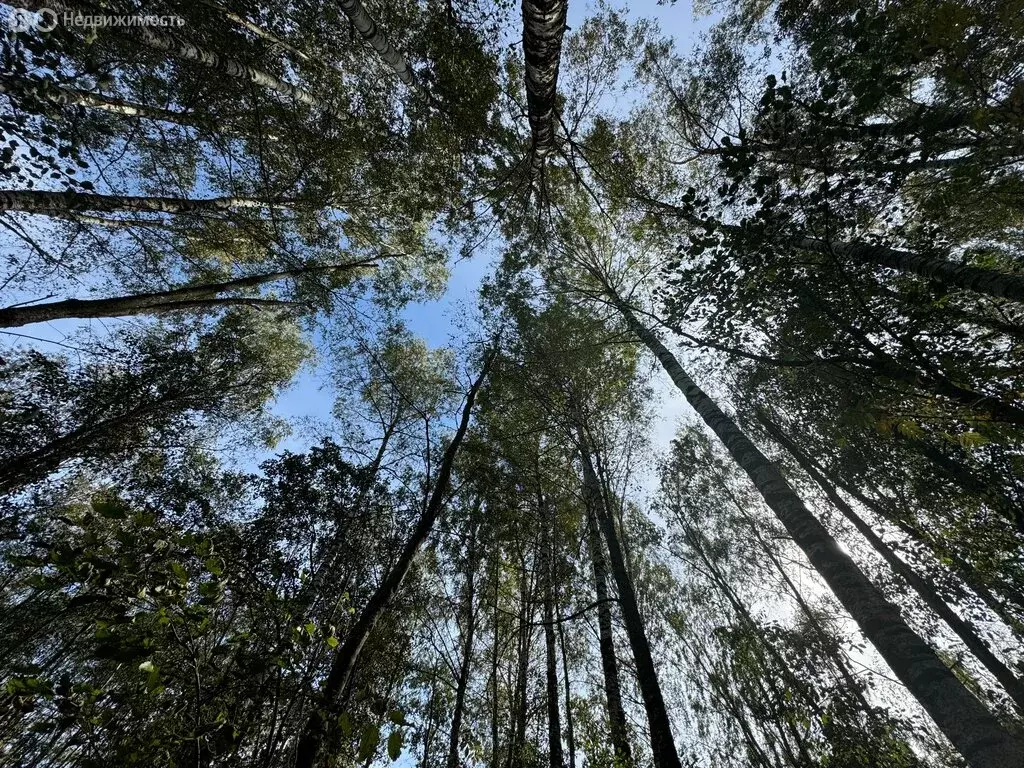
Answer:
[294,347,495,768]
[571,242,1024,767]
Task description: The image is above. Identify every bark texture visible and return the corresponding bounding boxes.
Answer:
[541,496,565,768]
[521,1,568,169]
[446,520,480,768]
[643,194,1024,304]
[608,290,1024,768]
[0,77,195,125]
[293,350,494,768]
[800,236,1024,305]
[338,0,414,85]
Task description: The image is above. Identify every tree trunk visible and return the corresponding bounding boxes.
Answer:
[0,190,294,215]
[760,415,1024,715]
[607,289,1024,768]
[0,390,183,495]
[338,0,414,85]
[521,0,568,172]
[0,296,297,327]
[293,351,494,768]
[446,519,481,768]
[817,455,1024,637]
[557,618,576,768]
[0,260,374,328]
[582,474,632,766]
[578,431,683,768]
[0,77,196,125]
[799,236,1024,306]
[506,553,534,768]
[490,561,502,768]
[197,0,313,65]
[541,494,565,768]
[422,670,440,768]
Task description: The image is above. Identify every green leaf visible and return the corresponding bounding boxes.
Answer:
[204,557,223,576]
[387,709,409,726]
[304,621,316,636]
[92,498,126,519]
[139,661,161,692]
[338,712,352,738]
[325,636,339,649]
[957,431,988,448]
[387,730,402,761]
[357,724,380,762]
[170,561,188,584]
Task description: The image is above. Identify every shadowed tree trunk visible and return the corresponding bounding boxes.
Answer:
[490,560,503,768]
[507,551,536,768]
[446,517,481,768]
[293,350,494,768]
[541,490,565,768]
[0,296,294,328]
[557,617,576,768]
[603,284,1024,768]
[578,428,682,768]
[521,0,568,175]
[799,446,1024,638]
[197,0,314,65]
[0,190,295,215]
[338,0,414,85]
[798,236,1024,305]
[759,414,1024,716]
[641,194,1024,303]
[581,471,632,767]
[0,260,377,328]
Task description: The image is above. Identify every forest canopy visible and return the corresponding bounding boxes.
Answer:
[1,1,1023,767]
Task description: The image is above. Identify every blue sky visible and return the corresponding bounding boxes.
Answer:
[0,0,716,481]
[267,0,715,464]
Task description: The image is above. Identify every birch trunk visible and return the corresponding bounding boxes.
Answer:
[0,190,295,215]
[490,562,502,768]
[541,498,565,768]
[0,77,196,125]
[798,236,1024,305]
[338,0,414,85]
[814,457,1024,636]
[521,1,568,170]
[0,261,375,328]
[557,618,576,768]
[446,520,480,768]
[645,194,1024,303]
[11,0,341,117]
[607,289,1024,768]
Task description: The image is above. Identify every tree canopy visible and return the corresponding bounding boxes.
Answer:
[2,1,1023,767]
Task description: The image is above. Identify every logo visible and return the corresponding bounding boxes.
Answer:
[7,7,58,32]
